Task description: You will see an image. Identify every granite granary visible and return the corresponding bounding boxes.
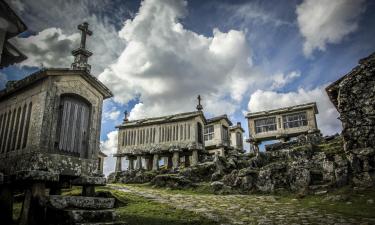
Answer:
[0,18,125,225]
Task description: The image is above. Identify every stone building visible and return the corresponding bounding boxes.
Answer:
[229,122,245,152]
[204,115,232,156]
[326,51,375,186]
[246,102,319,153]
[0,0,27,68]
[114,109,206,172]
[0,22,120,225]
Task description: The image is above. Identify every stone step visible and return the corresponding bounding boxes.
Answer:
[47,208,116,224]
[48,195,115,210]
[76,222,127,225]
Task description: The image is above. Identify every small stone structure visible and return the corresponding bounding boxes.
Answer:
[114,108,206,173]
[0,0,27,68]
[326,51,375,187]
[246,102,319,153]
[0,22,121,225]
[229,122,245,153]
[98,150,107,174]
[204,114,232,156]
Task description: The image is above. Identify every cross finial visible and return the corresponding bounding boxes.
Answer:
[71,22,93,72]
[196,95,203,111]
[78,22,92,49]
[123,110,129,123]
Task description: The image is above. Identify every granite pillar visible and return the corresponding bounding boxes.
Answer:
[135,155,142,170]
[172,152,180,169]
[152,154,159,171]
[115,156,122,172]
[191,150,198,166]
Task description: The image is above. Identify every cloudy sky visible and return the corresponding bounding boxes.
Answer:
[3,0,375,175]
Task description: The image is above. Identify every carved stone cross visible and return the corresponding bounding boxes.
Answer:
[78,22,92,49]
[196,95,203,111]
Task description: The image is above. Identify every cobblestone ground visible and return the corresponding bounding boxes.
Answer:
[109,185,375,225]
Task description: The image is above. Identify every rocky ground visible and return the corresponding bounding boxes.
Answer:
[109,184,375,225]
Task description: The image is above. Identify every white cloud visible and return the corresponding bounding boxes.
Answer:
[12,28,80,68]
[100,130,118,156]
[98,0,280,120]
[10,0,127,75]
[296,0,366,57]
[104,107,121,121]
[270,71,301,89]
[247,85,342,135]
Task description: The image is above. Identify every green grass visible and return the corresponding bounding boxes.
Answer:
[97,186,219,225]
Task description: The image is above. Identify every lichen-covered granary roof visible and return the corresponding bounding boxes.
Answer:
[0,68,113,100]
[246,102,318,119]
[326,51,375,109]
[206,114,232,126]
[116,111,207,128]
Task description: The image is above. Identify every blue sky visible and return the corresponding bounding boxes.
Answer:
[2,0,375,175]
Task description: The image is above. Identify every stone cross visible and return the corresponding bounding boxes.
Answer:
[196,95,203,111]
[71,22,93,72]
[78,22,92,49]
[123,110,129,122]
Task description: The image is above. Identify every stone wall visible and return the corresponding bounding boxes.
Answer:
[327,52,375,187]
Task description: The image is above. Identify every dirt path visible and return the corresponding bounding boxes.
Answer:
[109,184,375,225]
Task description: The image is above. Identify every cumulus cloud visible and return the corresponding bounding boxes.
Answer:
[98,0,274,120]
[296,0,366,57]
[12,28,79,68]
[9,0,127,75]
[270,71,300,89]
[103,107,121,121]
[247,85,342,135]
[100,130,118,176]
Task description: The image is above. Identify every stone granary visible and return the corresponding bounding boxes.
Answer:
[229,122,245,152]
[98,150,107,174]
[0,0,27,69]
[326,51,375,187]
[0,22,121,225]
[204,114,232,156]
[114,108,207,172]
[246,102,319,153]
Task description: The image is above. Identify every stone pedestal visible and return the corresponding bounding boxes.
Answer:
[115,156,122,172]
[172,152,180,169]
[135,156,142,170]
[20,183,47,225]
[128,158,134,170]
[0,185,13,224]
[191,150,198,166]
[184,155,190,167]
[153,154,159,171]
[145,157,153,171]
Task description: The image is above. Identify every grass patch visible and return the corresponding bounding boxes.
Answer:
[97,186,219,225]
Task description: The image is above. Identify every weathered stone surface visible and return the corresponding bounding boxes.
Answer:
[72,176,106,186]
[0,172,3,184]
[48,195,115,210]
[14,170,59,182]
[151,174,194,189]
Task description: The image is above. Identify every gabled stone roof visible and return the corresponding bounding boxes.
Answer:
[117,111,206,128]
[206,114,233,126]
[230,122,245,132]
[246,102,318,119]
[0,68,113,100]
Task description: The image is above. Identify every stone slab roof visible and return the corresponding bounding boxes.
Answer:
[246,102,318,119]
[206,114,232,126]
[230,123,245,132]
[0,68,113,100]
[326,51,375,109]
[117,111,206,128]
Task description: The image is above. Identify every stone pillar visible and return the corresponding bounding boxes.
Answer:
[172,152,180,169]
[135,155,142,170]
[152,154,159,171]
[115,156,122,172]
[167,156,173,169]
[20,183,46,225]
[184,155,190,167]
[191,150,199,166]
[128,157,134,170]
[0,185,13,224]
[144,156,153,171]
